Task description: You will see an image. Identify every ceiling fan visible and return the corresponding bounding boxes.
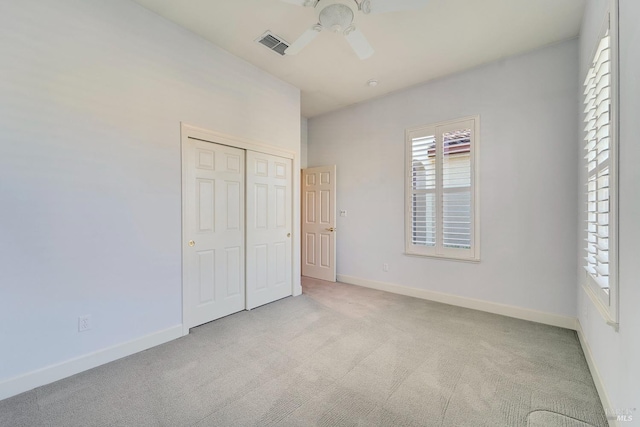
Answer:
[282,0,429,59]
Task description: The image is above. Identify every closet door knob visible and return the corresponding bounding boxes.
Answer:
[188,240,195,247]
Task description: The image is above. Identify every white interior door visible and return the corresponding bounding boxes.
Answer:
[302,166,336,282]
[246,151,293,309]
[184,139,245,328]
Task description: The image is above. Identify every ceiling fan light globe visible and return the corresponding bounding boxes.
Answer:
[318,3,354,30]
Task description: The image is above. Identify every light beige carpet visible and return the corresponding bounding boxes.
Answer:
[0,277,607,426]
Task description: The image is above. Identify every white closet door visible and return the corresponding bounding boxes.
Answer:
[184,139,245,328]
[246,151,293,309]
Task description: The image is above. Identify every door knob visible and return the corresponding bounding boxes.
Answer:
[326,227,336,232]
[188,240,195,247]
[287,233,291,238]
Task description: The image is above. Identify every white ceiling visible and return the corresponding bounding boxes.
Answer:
[132,0,585,118]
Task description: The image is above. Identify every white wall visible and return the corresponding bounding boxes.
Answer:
[301,117,309,169]
[308,39,579,319]
[578,0,640,420]
[0,0,300,395]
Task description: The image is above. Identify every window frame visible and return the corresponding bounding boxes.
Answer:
[582,1,619,330]
[404,115,480,262]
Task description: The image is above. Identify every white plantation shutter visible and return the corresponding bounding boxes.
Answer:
[583,30,611,294]
[581,4,618,329]
[442,129,472,249]
[406,117,478,260]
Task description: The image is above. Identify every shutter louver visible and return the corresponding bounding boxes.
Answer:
[583,30,611,293]
[411,135,436,247]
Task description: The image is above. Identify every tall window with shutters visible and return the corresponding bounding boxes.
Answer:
[583,6,618,327]
[405,116,479,261]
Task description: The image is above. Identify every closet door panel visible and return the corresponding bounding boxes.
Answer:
[246,151,292,309]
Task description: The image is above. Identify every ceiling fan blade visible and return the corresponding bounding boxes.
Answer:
[344,27,374,59]
[280,0,318,7]
[285,26,322,55]
[363,0,429,14]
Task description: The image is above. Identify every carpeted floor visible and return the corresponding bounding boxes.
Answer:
[1,278,608,427]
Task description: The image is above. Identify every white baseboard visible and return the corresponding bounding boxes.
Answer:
[0,325,183,401]
[337,274,577,330]
[576,321,617,427]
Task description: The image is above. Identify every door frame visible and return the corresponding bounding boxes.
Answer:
[180,123,301,337]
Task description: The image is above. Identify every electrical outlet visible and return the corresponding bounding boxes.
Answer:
[78,315,91,332]
[383,263,389,272]
[340,210,347,217]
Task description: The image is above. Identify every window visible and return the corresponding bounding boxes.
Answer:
[583,6,619,328]
[405,116,479,261]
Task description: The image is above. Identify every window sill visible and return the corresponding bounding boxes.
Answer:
[403,251,480,263]
[582,279,619,331]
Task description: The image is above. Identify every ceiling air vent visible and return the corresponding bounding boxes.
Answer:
[256,31,289,56]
